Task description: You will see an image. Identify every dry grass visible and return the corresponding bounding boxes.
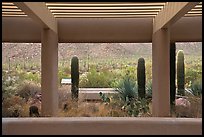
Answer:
[58,99,129,117]
[3,85,201,118]
[44,95,203,117]
[3,95,201,118]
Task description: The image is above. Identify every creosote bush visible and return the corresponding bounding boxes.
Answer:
[79,68,117,88]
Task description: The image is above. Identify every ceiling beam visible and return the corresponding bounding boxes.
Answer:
[3,16,202,43]
[153,2,199,34]
[46,2,166,6]
[14,2,57,33]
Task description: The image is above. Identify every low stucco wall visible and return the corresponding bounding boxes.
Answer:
[79,88,116,101]
[60,88,117,101]
[2,117,202,135]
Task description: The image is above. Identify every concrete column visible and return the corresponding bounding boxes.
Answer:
[152,28,170,117]
[41,28,58,116]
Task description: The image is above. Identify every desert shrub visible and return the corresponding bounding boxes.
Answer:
[2,70,24,99]
[58,87,72,108]
[2,70,27,117]
[99,92,151,117]
[2,95,27,117]
[185,63,202,86]
[2,69,41,98]
[122,97,150,117]
[185,69,201,86]
[115,76,150,116]
[23,71,40,84]
[145,61,152,80]
[79,68,117,88]
[146,80,152,98]
[16,81,41,102]
[189,79,202,96]
[122,65,137,81]
[99,75,151,117]
[186,96,202,118]
[58,67,71,86]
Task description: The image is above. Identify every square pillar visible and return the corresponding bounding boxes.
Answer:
[152,28,170,117]
[41,28,58,116]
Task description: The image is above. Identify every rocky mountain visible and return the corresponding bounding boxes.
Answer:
[2,42,202,64]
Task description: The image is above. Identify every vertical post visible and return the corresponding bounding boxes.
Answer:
[41,28,58,116]
[170,43,176,110]
[152,28,170,117]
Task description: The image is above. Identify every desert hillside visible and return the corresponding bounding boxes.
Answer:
[2,42,202,64]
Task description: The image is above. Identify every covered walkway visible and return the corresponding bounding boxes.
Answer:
[2,2,202,135]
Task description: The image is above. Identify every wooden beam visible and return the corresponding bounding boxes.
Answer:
[153,2,199,33]
[2,16,202,43]
[14,2,57,33]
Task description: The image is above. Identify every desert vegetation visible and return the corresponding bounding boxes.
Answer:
[2,42,202,117]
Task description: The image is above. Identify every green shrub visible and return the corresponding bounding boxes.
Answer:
[58,67,71,86]
[115,75,150,117]
[2,70,23,99]
[185,66,202,86]
[16,81,41,102]
[79,68,117,88]
[190,79,202,96]
[146,80,152,98]
[122,97,150,117]
[145,61,152,81]
[105,96,150,117]
[122,65,137,81]
[23,71,40,84]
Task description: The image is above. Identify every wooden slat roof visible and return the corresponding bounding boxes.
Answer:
[2,2,202,18]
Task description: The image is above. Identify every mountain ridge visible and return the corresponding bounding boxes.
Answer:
[2,42,202,64]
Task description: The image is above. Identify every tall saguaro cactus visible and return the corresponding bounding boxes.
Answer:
[71,56,79,101]
[177,50,185,96]
[137,57,146,99]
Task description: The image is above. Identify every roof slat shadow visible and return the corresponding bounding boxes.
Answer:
[45,2,166,7]
[46,2,165,18]
[2,2,202,18]
[185,2,202,17]
[2,2,27,17]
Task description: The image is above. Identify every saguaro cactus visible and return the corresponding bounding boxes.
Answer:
[177,50,185,96]
[137,57,146,99]
[71,56,79,101]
